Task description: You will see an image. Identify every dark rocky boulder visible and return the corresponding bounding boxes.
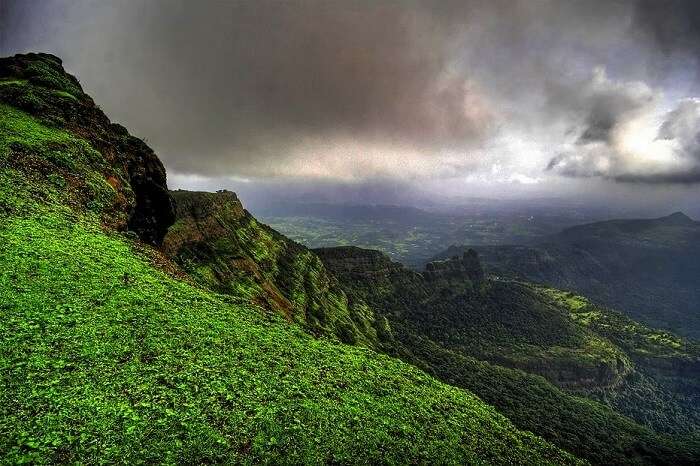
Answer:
[0,53,174,244]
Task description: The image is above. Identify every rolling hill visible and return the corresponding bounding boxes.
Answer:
[432,213,700,339]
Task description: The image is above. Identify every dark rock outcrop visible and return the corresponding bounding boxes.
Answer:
[314,246,403,282]
[0,53,174,244]
[423,249,484,284]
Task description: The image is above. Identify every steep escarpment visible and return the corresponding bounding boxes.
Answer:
[163,190,386,346]
[317,247,631,389]
[0,53,174,243]
[424,249,485,284]
[538,288,700,435]
[434,212,700,339]
[312,246,403,282]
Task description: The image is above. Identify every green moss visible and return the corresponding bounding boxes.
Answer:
[0,103,74,154]
[0,79,28,87]
[53,90,79,101]
[0,103,128,223]
[24,60,83,97]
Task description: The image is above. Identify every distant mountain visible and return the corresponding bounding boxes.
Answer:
[256,200,605,267]
[252,201,442,225]
[431,213,700,339]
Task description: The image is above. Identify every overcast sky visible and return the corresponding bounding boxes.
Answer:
[3,0,700,211]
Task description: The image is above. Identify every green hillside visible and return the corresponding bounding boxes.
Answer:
[164,189,385,347]
[432,213,700,339]
[316,247,700,464]
[0,53,578,464]
[536,287,700,436]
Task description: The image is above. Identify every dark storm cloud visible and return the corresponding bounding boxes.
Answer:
[4,0,700,188]
[3,0,499,178]
[632,0,700,58]
[547,76,700,185]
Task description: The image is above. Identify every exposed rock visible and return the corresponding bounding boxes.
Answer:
[0,53,174,244]
[314,246,402,282]
[163,189,246,257]
[423,249,484,284]
[492,353,633,390]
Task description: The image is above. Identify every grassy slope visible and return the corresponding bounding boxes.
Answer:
[0,214,573,464]
[0,68,577,464]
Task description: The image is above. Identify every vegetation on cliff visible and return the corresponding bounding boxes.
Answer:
[164,189,384,347]
[434,213,700,339]
[536,287,700,436]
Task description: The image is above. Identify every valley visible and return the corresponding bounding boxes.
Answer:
[255,200,606,268]
[1,52,698,465]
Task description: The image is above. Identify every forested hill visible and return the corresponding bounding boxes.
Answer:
[432,212,700,339]
[316,246,700,464]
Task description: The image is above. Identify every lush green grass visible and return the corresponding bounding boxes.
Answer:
[0,213,579,464]
[24,58,84,98]
[0,102,75,152]
[0,103,127,227]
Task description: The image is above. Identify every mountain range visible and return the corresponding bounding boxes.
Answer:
[1,52,698,464]
[432,212,700,339]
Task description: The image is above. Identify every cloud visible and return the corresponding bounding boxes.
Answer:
[547,70,700,184]
[4,0,700,195]
[575,68,655,144]
[2,0,500,180]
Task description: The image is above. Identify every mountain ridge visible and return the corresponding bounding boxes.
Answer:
[0,52,583,464]
[431,212,700,338]
[316,245,700,463]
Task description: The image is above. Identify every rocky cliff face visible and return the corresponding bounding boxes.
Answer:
[163,189,246,257]
[163,190,384,346]
[423,249,484,284]
[317,245,635,390]
[314,246,404,282]
[0,53,174,243]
